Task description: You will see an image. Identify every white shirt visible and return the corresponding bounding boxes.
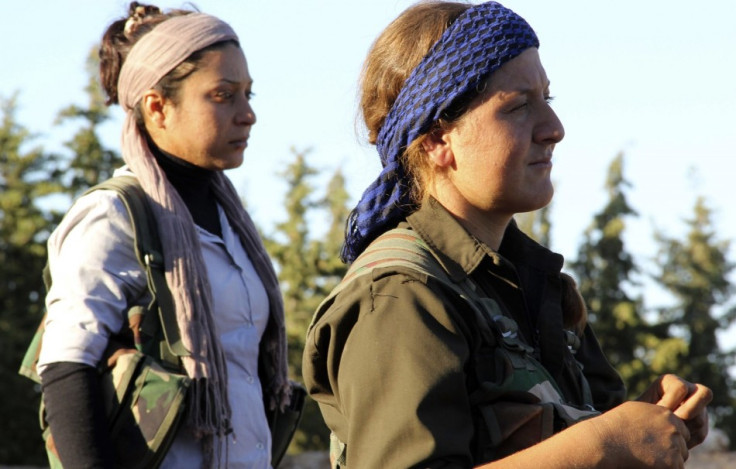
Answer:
[39,178,273,468]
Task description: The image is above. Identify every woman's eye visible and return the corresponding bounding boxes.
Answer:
[245,91,255,100]
[508,101,528,112]
[214,90,233,100]
[545,95,555,105]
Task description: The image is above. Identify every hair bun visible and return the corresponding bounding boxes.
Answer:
[124,2,162,35]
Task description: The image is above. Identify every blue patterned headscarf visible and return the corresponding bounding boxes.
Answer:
[342,1,538,263]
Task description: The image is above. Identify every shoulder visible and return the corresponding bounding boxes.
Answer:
[309,226,476,338]
[48,183,136,257]
[324,264,436,318]
[306,263,474,362]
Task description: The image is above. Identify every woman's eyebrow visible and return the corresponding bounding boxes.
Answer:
[512,79,552,94]
[215,78,253,86]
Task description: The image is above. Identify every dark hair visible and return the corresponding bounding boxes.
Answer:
[359,1,471,203]
[98,2,237,123]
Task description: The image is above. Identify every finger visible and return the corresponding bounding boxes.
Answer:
[680,434,690,463]
[676,420,690,463]
[685,412,709,449]
[673,384,712,420]
[656,375,694,411]
[685,411,706,431]
[677,416,691,448]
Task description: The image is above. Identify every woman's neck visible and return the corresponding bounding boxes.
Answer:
[152,146,215,191]
[427,191,511,251]
[150,143,223,238]
[451,208,510,251]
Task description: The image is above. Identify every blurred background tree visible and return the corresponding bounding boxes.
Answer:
[261,148,348,452]
[55,48,122,197]
[569,154,663,397]
[1,47,119,465]
[652,197,736,442]
[0,94,63,465]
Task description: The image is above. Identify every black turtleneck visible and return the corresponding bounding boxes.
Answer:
[152,146,222,238]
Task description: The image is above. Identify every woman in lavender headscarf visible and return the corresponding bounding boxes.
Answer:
[303,2,712,467]
[37,3,289,468]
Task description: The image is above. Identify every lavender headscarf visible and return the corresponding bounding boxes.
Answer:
[342,1,539,263]
[117,12,289,453]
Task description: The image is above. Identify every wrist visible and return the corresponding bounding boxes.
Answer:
[570,417,614,468]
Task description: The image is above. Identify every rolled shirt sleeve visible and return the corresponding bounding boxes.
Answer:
[38,190,148,373]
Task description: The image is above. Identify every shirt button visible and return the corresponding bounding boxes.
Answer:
[247,376,254,384]
[256,442,264,450]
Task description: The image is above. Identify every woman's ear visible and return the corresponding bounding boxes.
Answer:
[140,90,168,129]
[421,129,455,168]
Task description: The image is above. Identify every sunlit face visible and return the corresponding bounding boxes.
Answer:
[153,42,256,170]
[434,48,564,222]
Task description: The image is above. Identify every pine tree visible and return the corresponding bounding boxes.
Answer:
[318,167,351,278]
[653,197,736,445]
[0,94,63,464]
[1,48,121,463]
[265,148,322,365]
[55,47,121,196]
[570,153,659,396]
[262,148,348,452]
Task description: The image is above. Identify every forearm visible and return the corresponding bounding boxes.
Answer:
[477,400,692,469]
[475,418,608,469]
[41,362,114,469]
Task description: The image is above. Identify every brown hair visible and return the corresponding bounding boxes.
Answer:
[359,1,471,203]
[99,2,236,123]
[560,272,588,336]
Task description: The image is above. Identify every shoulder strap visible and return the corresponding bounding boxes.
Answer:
[90,176,188,361]
[310,228,498,345]
[336,228,445,293]
[19,176,187,383]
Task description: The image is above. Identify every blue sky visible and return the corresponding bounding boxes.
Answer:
[3,1,736,320]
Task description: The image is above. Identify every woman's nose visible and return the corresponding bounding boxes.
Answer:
[535,104,564,145]
[237,98,256,126]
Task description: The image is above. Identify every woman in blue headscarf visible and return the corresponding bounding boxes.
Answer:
[303,1,711,468]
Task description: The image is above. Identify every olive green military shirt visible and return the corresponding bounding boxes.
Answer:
[303,197,625,468]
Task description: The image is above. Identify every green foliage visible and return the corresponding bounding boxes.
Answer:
[570,153,660,397]
[55,48,121,196]
[261,148,349,452]
[653,197,736,445]
[1,46,120,464]
[0,94,62,464]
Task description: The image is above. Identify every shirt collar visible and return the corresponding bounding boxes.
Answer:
[405,196,564,281]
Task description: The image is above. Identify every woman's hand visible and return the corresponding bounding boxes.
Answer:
[590,400,691,468]
[637,374,713,448]
[477,400,693,469]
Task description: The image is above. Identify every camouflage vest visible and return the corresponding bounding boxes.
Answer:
[313,228,599,467]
